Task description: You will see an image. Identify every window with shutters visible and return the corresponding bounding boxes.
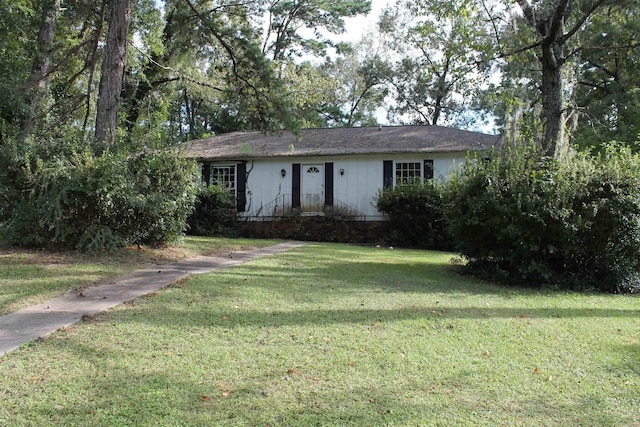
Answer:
[392,160,434,186]
[202,164,236,195]
[211,165,236,195]
[395,162,421,185]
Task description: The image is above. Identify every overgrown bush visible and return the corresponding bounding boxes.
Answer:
[187,184,238,236]
[0,139,198,251]
[446,144,640,293]
[376,181,453,250]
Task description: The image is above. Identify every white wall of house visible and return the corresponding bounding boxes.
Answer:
[224,152,468,220]
[243,157,292,216]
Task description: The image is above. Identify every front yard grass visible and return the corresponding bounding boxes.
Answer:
[0,242,638,426]
[0,236,280,315]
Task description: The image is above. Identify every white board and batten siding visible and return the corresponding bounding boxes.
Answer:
[219,152,467,221]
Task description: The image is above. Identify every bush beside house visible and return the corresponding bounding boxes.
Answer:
[446,144,640,293]
[0,140,198,251]
[187,184,238,237]
[375,181,453,250]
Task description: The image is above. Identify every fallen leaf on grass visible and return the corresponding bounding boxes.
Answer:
[200,395,211,402]
[533,367,540,374]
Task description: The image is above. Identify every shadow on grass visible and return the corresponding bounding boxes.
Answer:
[122,244,639,328]
[122,304,639,331]
[204,260,498,295]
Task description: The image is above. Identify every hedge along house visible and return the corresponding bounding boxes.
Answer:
[184,126,501,239]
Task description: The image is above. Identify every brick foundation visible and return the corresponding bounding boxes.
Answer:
[238,217,386,244]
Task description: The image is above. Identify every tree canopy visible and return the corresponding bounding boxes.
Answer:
[0,0,638,152]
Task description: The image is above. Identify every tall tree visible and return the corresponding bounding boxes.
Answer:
[95,0,132,145]
[480,0,640,155]
[261,0,371,62]
[379,0,494,128]
[121,0,300,142]
[483,0,610,156]
[515,0,608,156]
[22,0,60,139]
[317,43,389,127]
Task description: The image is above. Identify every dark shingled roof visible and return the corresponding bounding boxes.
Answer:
[184,125,502,160]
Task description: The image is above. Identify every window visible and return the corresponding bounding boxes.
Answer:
[211,165,236,195]
[212,165,235,193]
[387,160,434,187]
[395,162,421,185]
[306,166,320,174]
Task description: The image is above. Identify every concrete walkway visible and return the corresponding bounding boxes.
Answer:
[0,241,307,356]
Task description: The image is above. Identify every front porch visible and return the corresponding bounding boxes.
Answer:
[246,194,367,220]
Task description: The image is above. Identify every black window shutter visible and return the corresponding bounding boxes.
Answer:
[202,163,211,185]
[292,163,301,208]
[383,160,393,189]
[424,159,434,180]
[236,163,247,212]
[324,162,334,206]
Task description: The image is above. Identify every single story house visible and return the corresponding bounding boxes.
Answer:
[184,125,502,222]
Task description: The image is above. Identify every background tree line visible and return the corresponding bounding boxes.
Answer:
[0,0,638,152]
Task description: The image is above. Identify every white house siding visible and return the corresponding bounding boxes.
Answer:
[236,152,467,220]
[243,158,294,216]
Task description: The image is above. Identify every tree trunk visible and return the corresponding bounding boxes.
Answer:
[95,0,132,145]
[23,0,60,139]
[540,43,565,157]
[82,1,107,137]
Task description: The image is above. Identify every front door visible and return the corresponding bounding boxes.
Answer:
[301,164,324,213]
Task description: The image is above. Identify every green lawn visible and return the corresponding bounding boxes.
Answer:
[0,242,638,426]
[0,236,280,316]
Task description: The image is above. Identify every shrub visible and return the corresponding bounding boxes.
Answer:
[376,181,453,250]
[187,184,238,236]
[446,144,640,293]
[0,141,198,251]
[565,144,640,292]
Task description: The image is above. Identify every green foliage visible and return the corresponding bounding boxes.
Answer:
[573,2,640,152]
[376,181,453,250]
[379,0,495,127]
[187,184,238,237]
[263,0,371,61]
[0,140,198,251]
[0,0,37,139]
[446,144,640,293]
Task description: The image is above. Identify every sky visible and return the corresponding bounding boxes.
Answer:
[333,0,391,43]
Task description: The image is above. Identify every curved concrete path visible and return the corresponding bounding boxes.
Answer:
[0,241,307,356]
